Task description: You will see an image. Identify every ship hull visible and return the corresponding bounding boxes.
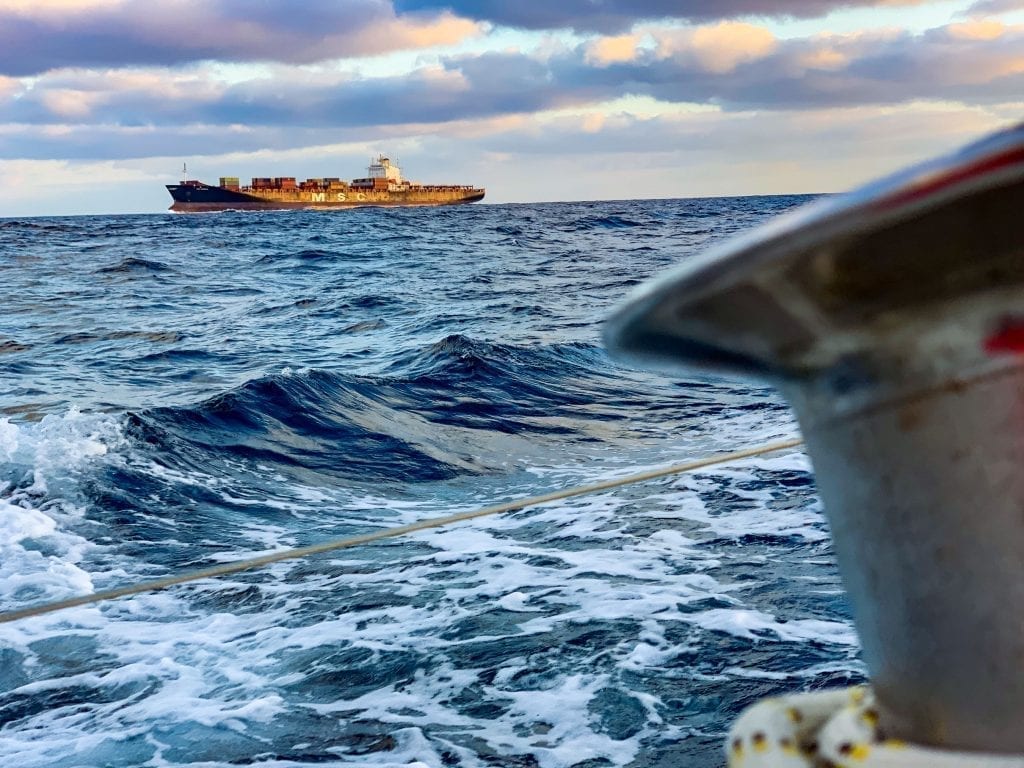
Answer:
[166,183,484,211]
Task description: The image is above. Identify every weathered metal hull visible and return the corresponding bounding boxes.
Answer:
[166,182,485,212]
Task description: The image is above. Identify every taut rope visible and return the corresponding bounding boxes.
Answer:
[0,437,803,625]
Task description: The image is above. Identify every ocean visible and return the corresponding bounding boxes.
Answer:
[0,198,862,767]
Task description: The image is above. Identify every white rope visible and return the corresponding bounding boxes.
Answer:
[727,686,1024,767]
[0,436,803,625]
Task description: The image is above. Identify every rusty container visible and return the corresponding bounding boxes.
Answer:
[605,123,1024,752]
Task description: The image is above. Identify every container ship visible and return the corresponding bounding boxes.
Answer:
[166,156,485,211]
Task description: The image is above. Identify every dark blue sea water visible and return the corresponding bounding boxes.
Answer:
[0,198,862,767]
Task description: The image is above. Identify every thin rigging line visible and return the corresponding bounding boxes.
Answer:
[0,437,804,625]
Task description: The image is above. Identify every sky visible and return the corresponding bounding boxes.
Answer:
[1,0,1023,216]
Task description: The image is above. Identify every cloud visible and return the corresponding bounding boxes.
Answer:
[0,157,154,188]
[392,0,925,33]
[0,75,19,99]
[585,34,644,66]
[2,53,602,136]
[39,89,102,119]
[946,19,1006,39]
[3,19,1024,164]
[0,0,482,76]
[0,0,124,12]
[966,0,1024,14]
[0,123,339,161]
[652,22,778,73]
[792,43,851,71]
[435,104,1008,174]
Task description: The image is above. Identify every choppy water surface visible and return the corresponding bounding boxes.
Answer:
[0,198,862,767]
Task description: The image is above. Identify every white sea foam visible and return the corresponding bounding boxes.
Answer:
[0,417,19,461]
[0,411,126,613]
[0,414,855,768]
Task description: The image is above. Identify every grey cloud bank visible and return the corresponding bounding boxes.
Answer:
[3,22,1022,163]
[0,0,926,75]
[0,0,475,76]
[394,0,923,32]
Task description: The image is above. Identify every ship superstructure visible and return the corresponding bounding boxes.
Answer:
[166,156,484,211]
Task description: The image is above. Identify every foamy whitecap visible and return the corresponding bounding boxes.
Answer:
[0,412,127,613]
[0,417,850,768]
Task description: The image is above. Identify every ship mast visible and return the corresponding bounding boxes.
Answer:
[181,162,187,182]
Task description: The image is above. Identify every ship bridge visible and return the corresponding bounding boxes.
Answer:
[367,155,402,185]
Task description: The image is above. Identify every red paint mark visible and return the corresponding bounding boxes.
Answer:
[873,146,1024,211]
[984,322,1024,354]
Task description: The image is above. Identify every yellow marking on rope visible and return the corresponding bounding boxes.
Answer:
[731,737,745,758]
[849,743,870,760]
[752,732,768,752]
[0,437,803,625]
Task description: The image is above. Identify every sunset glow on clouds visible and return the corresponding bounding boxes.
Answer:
[1,0,1022,215]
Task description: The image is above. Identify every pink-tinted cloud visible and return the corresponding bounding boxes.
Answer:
[652,22,778,73]
[585,35,645,66]
[0,75,19,99]
[946,19,1007,39]
[0,0,481,76]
